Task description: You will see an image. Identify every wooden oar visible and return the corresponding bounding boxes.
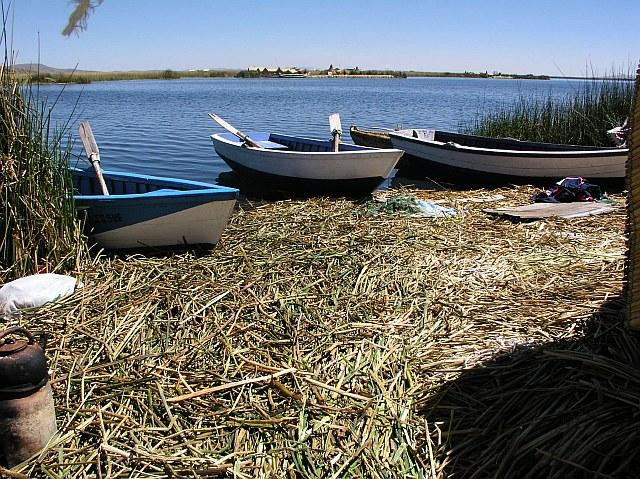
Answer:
[329,112,342,152]
[208,113,264,149]
[78,122,109,195]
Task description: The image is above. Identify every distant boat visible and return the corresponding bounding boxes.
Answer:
[72,167,238,249]
[210,132,404,196]
[386,129,627,183]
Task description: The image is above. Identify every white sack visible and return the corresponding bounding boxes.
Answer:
[0,273,79,315]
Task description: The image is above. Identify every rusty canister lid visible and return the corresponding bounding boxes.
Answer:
[0,327,48,398]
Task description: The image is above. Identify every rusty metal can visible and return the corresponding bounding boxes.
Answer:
[0,327,57,467]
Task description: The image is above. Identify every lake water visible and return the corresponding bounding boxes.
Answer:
[40,77,587,183]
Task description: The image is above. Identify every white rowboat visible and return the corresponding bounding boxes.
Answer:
[211,132,404,196]
[388,129,627,182]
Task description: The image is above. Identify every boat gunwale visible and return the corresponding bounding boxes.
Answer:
[349,125,393,136]
[72,167,239,201]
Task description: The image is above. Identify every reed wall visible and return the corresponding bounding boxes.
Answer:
[626,67,640,330]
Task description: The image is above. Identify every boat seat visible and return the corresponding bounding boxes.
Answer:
[257,140,289,150]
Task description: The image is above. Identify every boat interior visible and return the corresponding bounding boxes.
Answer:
[72,168,199,196]
[269,133,365,152]
[398,129,621,152]
[217,132,369,152]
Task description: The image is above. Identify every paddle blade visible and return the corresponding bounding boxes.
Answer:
[78,122,100,158]
[208,112,263,149]
[78,121,109,195]
[329,113,342,136]
[208,113,239,136]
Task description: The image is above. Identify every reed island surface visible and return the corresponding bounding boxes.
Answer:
[7,181,634,478]
[2,62,637,477]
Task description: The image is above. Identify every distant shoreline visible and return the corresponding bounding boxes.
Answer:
[15,67,633,84]
[548,75,635,81]
[15,64,632,84]
[13,65,562,84]
[18,72,630,85]
[17,71,552,84]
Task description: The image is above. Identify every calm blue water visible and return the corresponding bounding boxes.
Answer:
[38,77,587,183]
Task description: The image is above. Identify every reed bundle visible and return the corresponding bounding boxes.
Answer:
[4,184,632,478]
[626,66,640,330]
[422,302,639,478]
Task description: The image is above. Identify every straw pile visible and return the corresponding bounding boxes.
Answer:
[2,184,632,478]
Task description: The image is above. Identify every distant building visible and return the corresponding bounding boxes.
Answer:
[244,66,305,77]
[247,66,301,73]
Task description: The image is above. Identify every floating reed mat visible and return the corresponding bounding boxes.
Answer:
[6,185,631,478]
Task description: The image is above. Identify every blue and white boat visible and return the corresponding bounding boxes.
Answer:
[210,132,404,196]
[72,167,239,250]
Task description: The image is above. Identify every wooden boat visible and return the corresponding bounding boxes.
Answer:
[210,132,404,196]
[349,125,393,149]
[388,129,628,183]
[349,125,420,172]
[72,167,238,249]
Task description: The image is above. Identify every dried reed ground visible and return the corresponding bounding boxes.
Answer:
[4,186,631,478]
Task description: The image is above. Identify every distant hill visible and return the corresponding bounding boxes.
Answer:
[12,63,93,74]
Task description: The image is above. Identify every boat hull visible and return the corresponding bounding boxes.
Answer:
[211,132,403,196]
[72,168,238,250]
[220,155,386,196]
[389,130,627,184]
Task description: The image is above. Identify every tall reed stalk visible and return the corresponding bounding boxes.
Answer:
[466,75,634,146]
[0,37,84,280]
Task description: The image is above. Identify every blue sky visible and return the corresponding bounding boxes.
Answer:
[11,0,639,76]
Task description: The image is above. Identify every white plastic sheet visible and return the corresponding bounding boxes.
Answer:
[413,200,457,218]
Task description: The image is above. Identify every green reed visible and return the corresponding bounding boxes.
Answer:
[22,69,240,84]
[466,75,634,146]
[160,69,179,80]
[0,55,85,279]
